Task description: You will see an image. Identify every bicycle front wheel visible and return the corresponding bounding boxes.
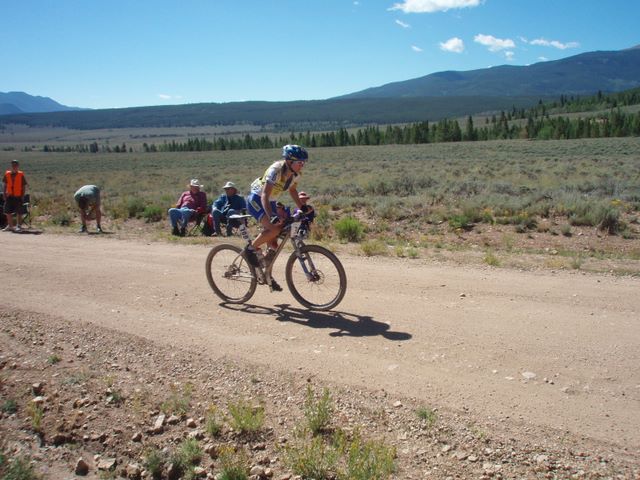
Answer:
[285,245,347,311]
[206,244,257,303]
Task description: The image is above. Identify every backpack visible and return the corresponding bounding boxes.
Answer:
[201,213,215,236]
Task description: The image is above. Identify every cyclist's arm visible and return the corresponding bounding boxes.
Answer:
[288,186,303,209]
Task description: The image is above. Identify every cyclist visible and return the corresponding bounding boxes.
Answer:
[245,144,309,291]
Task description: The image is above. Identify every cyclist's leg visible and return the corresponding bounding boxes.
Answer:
[246,195,281,250]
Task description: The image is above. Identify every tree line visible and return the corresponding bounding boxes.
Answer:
[30,87,640,153]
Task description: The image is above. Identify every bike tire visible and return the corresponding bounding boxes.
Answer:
[285,245,347,311]
[205,244,257,304]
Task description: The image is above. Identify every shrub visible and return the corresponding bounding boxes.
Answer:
[51,211,71,226]
[227,398,264,434]
[143,448,165,480]
[339,433,396,480]
[304,386,333,435]
[416,407,437,428]
[175,438,202,469]
[161,383,192,416]
[205,404,222,438]
[126,197,147,218]
[597,206,621,234]
[561,224,572,237]
[1,399,18,414]
[142,205,164,223]
[217,446,249,480]
[285,435,338,480]
[448,214,474,231]
[483,251,500,267]
[26,403,43,434]
[360,239,388,257]
[1,455,38,480]
[47,354,61,365]
[334,216,364,242]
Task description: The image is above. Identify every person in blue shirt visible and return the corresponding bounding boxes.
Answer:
[211,181,246,236]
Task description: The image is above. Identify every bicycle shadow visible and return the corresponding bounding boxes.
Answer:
[221,303,412,341]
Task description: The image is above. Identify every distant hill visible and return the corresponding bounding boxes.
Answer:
[0,96,548,130]
[0,91,83,115]
[337,47,640,99]
[2,46,639,129]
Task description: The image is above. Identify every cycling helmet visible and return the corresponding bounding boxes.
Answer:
[282,144,308,162]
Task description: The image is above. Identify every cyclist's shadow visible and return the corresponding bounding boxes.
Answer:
[222,303,412,341]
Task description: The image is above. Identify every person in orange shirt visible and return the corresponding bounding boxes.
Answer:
[2,160,28,233]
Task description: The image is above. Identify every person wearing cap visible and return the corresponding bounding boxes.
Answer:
[2,160,28,233]
[294,191,315,223]
[73,184,103,233]
[211,181,246,236]
[168,179,208,236]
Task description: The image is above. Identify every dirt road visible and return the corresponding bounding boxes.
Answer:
[2,233,639,452]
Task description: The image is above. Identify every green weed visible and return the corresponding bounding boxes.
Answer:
[1,455,39,480]
[217,446,249,480]
[227,398,265,434]
[339,432,396,480]
[483,250,500,267]
[304,385,333,435]
[46,354,61,365]
[26,403,44,434]
[143,448,165,480]
[205,404,223,438]
[160,383,193,416]
[416,406,437,428]
[1,399,18,414]
[284,434,338,480]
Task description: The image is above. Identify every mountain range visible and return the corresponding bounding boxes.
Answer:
[0,91,83,115]
[1,45,639,128]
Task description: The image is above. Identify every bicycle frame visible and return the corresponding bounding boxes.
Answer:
[232,213,312,291]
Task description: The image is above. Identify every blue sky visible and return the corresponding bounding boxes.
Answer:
[2,0,639,109]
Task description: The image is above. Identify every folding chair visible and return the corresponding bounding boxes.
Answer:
[0,193,6,229]
[20,194,32,228]
[186,209,209,236]
[0,193,31,230]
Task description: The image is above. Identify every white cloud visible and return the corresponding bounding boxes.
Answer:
[158,94,183,101]
[474,33,515,52]
[538,56,549,61]
[395,19,410,28]
[389,0,481,13]
[411,45,423,52]
[529,38,579,50]
[439,37,464,53]
[504,51,515,61]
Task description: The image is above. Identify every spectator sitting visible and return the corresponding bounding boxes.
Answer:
[211,181,246,236]
[74,184,103,233]
[294,191,315,222]
[168,179,208,236]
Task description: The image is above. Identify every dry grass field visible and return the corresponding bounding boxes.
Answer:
[1,130,639,274]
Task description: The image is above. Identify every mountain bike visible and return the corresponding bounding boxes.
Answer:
[205,212,347,311]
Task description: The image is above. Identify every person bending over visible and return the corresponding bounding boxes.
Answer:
[74,184,103,233]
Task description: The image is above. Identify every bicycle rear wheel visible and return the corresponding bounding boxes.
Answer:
[206,244,257,303]
[285,245,347,311]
